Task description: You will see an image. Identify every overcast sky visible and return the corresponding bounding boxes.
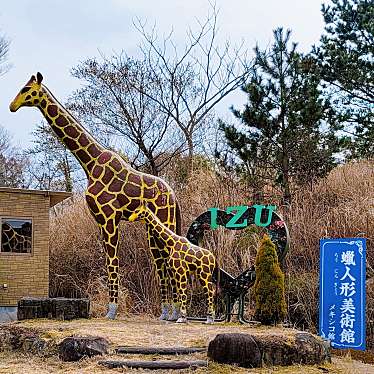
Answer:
[0,0,326,149]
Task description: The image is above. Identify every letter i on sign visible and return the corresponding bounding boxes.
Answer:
[209,208,219,230]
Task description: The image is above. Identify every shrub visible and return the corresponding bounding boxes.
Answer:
[253,234,286,325]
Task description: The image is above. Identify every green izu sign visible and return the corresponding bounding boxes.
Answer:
[209,205,277,229]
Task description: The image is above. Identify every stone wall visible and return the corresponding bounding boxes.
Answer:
[0,190,50,306]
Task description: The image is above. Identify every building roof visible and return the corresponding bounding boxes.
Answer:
[0,187,72,208]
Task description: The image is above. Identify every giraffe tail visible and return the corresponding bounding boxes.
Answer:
[175,199,182,235]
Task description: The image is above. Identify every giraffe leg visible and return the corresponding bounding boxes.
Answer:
[147,225,177,320]
[175,272,188,323]
[168,277,181,321]
[198,270,216,324]
[100,223,120,320]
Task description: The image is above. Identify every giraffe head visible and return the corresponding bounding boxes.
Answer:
[128,204,147,223]
[9,72,44,112]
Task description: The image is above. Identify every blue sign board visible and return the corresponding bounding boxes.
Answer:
[319,238,366,350]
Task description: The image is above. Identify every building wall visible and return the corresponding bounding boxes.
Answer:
[0,191,50,306]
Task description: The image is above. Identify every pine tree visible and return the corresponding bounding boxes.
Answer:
[220,28,340,204]
[253,234,286,325]
[315,0,374,158]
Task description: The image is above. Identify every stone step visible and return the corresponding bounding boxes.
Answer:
[99,359,208,370]
[115,346,206,355]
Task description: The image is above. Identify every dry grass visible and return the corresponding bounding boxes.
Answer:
[1,318,374,374]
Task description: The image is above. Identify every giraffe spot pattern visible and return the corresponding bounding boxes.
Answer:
[98,151,112,164]
[64,138,79,151]
[86,195,99,214]
[56,115,69,127]
[86,161,95,171]
[47,104,58,117]
[143,175,155,187]
[51,125,64,138]
[108,179,122,193]
[96,213,106,225]
[109,159,122,172]
[112,258,119,266]
[65,126,80,138]
[106,220,114,234]
[102,204,114,217]
[102,168,115,184]
[97,191,115,205]
[79,134,90,147]
[76,149,91,164]
[88,144,102,158]
[88,180,105,195]
[128,173,141,184]
[92,165,104,179]
[116,194,130,207]
[124,183,141,198]
[110,232,119,246]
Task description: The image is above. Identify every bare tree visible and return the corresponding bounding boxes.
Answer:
[0,126,29,188]
[69,57,185,176]
[27,123,79,191]
[0,31,10,76]
[132,3,252,171]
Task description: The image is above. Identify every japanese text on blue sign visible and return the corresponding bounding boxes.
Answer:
[319,238,366,350]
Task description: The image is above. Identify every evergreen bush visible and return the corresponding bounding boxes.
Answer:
[254,234,286,325]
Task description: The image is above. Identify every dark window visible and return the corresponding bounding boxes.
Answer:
[1,218,32,253]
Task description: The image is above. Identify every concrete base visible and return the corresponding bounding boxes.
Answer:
[0,306,17,323]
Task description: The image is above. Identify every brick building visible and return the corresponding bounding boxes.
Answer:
[0,187,71,320]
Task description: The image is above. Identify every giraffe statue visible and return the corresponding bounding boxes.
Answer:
[129,204,217,324]
[1,222,32,253]
[9,72,182,319]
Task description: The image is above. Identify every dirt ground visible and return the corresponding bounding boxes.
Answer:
[1,316,374,374]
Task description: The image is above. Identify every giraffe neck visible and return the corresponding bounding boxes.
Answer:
[37,85,104,175]
[143,211,179,246]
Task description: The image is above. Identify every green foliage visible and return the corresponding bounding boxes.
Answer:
[220,28,340,204]
[253,234,286,325]
[315,0,374,158]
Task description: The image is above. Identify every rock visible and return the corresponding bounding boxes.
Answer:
[295,332,331,364]
[207,333,261,368]
[208,332,330,368]
[0,325,39,351]
[17,297,90,320]
[0,325,54,356]
[22,336,48,355]
[58,336,109,362]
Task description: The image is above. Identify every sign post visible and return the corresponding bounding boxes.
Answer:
[319,238,366,350]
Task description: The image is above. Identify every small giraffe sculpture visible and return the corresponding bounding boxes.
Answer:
[1,222,32,253]
[129,204,217,323]
[10,72,182,319]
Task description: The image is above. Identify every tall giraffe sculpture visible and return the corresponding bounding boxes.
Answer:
[129,204,217,324]
[10,72,182,319]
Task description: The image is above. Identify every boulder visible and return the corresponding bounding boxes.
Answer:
[208,332,330,368]
[58,336,109,362]
[207,333,261,368]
